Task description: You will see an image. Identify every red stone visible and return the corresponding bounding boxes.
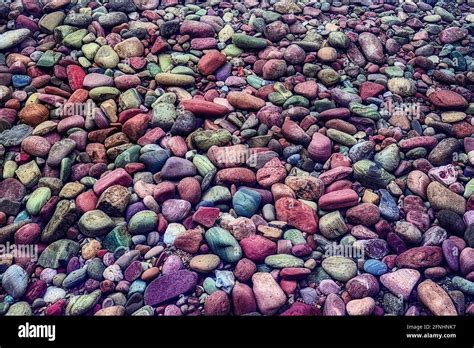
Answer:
[240,235,277,262]
[76,190,98,213]
[122,113,151,142]
[359,81,385,101]
[67,65,86,91]
[428,90,468,110]
[197,51,227,75]
[232,283,257,316]
[181,99,230,118]
[192,207,220,228]
[318,189,359,210]
[275,197,318,234]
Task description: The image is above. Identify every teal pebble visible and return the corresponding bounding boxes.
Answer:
[128,280,147,295]
[232,188,261,218]
[363,259,388,276]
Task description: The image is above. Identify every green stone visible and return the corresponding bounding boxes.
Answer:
[349,102,380,120]
[319,211,348,239]
[247,75,265,89]
[82,42,100,60]
[60,157,73,182]
[63,29,88,48]
[384,66,404,78]
[205,227,242,263]
[147,62,162,76]
[302,63,319,78]
[15,160,41,188]
[193,129,232,151]
[313,99,336,113]
[154,92,176,105]
[328,31,350,49]
[5,301,31,316]
[326,129,357,146]
[53,25,77,42]
[264,254,304,268]
[380,16,402,25]
[232,33,268,50]
[307,267,331,284]
[203,277,219,294]
[94,45,119,69]
[119,89,142,110]
[202,185,231,204]
[103,224,132,252]
[353,160,395,189]
[38,239,80,268]
[423,14,442,23]
[374,144,400,172]
[268,92,287,105]
[283,229,306,245]
[128,210,158,235]
[321,256,357,282]
[41,200,77,243]
[283,95,309,108]
[2,160,17,178]
[115,145,141,168]
[78,210,115,237]
[463,179,474,199]
[434,6,455,22]
[158,54,173,72]
[151,103,177,130]
[452,276,474,295]
[89,87,120,101]
[406,147,427,159]
[193,154,216,177]
[37,50,61,68]
[223,44,243,57]
[65,290,101,316]
[317,68,340,86]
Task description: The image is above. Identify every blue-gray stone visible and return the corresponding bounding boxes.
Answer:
[378,189,400,221]
[232,188,261,218]
[139,149,169,173]
[63,268,87,288]
[363,259,388,276]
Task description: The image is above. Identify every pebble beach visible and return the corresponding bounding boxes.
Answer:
[0,0,473,317]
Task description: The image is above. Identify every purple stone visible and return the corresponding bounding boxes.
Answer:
[387,232,407,254]
[124,260,143,282]
[144,270,198,306]
[162,255,183,275]
[67,257,82,273]
[85,278,100,292]
[464,211,474,226]
[70,163,94,182]
[357,238,389,259]
[215,62,232,81]
[126,202,147,221]
[442,239,459,272]
[161,199,191,222]
[346,274,379,299]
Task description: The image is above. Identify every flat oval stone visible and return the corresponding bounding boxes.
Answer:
[321,256,357,282]
[78,210,115,237]
[417,280,457,316]
[144,270,197,306]
[2,265,29,299]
